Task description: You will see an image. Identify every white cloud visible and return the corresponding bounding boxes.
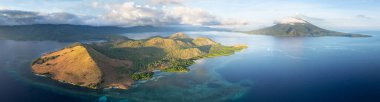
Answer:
[102,2,219,26]
[100,2,247,26]
[220,18,249,26]
[150,0,184,5]
[0,6,5,10]
[103,2,164,26]
[42,12,84,24]
[91,2,100,8]
[294,14,324,22]
[164,6,220,25]
[356,14,372,20]
[1,0,380,31]
[0,10,86,25]
[0,1,248,27]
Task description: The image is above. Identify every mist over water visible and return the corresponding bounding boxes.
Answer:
[0,31,380,102]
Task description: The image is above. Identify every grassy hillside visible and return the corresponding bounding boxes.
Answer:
[32,44,104,89]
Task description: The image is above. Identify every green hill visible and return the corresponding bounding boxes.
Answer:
[31,32,247,89]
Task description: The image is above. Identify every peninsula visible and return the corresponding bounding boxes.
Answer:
[31,32,247,89]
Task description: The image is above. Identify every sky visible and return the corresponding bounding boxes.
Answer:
[0,0,379,31]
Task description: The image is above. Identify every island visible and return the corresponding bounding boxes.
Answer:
[31,32,247,89]
[0,24,225,42]
[244,17,371,37]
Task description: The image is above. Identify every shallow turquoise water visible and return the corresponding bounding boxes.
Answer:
[0,31,380,102]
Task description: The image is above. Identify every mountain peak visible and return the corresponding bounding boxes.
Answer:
[247,16,371,37]
[32,43,133,89]
[169,32,191,39]
[275,17,308,25]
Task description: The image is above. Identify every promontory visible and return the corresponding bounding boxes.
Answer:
[31,32,247,89]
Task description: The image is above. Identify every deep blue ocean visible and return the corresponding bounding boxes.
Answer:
[0,31,379,102]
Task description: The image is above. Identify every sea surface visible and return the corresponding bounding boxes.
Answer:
[0,31,380,102]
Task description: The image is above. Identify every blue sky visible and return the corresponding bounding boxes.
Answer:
[0,0,379,31]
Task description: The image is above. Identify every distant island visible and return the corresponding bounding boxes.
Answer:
[244,17,371,37]
[31,33,247,89]
[0,24,226,42]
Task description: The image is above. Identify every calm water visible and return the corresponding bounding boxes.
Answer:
[0,31,380,102]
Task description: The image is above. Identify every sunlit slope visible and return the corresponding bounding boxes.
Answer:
[114,32,224,59]
[32,43,133,89]
[32,43,102,88]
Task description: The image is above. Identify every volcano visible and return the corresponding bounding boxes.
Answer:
[246,17,370,37]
